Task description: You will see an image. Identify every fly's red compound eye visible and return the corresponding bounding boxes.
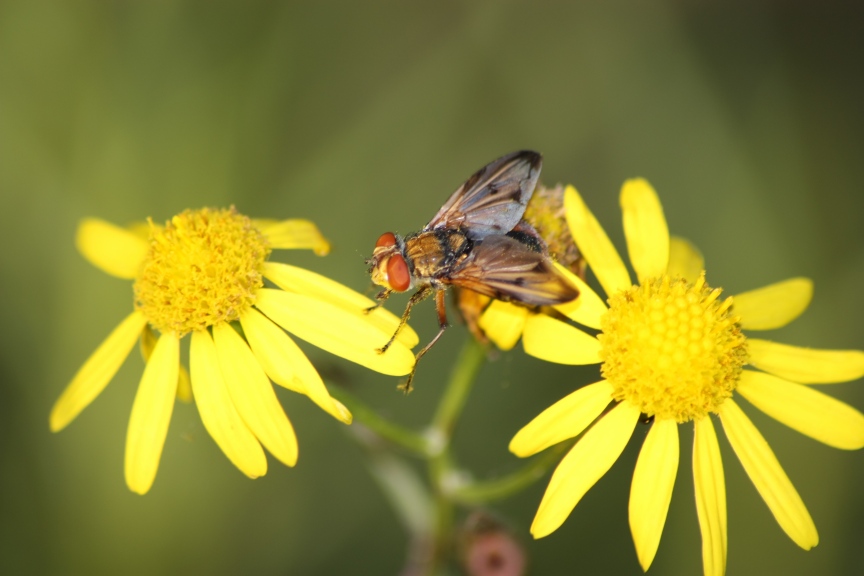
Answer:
[386,254,411,292]
[375,232,398,249]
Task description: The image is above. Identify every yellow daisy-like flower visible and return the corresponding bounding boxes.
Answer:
[51,207,417,495]
[482,182,864,575]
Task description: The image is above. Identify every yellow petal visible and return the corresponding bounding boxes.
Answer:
[737,370,864,450]
[212,323,298,467]
[553,264,607,330]
[563,185,631,297]
[748,339,864,384]
[262,261,419,348]
[478,300,528,351]
[666,236,704,283]
[176,365,192,403]
[139,324,157,361]
[256,218,330,255]
[255,289,415,376]
[629,419,679,571]
[620,179,669,282]
[190,330,267,478]
[240,308,351,424]
[734,278,813,331]
[50,311,147,432]
[531,401,640,538]
[522,314,602,365]
[142,325,192,403]
[718,399,818,549]
[124,331,179,495]
[693,416,727,576]
[76,218,149,279]
[509,380,615,457]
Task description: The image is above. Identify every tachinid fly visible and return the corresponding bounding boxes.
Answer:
[367,150,579,391]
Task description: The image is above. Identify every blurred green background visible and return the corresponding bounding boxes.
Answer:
[2,1,863,575]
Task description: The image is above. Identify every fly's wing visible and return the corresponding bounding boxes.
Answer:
[445,235,579,305]
[426,150,542,240]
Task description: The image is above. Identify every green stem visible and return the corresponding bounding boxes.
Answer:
[430,337,487,437]
[330,386,431,456]
[428,460,454,576]
[450,440,574,504]
[335,337,490,576]
[425,336,487,576]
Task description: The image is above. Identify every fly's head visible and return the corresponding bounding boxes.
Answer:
[368,232,412,292]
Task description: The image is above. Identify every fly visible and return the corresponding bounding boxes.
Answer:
[366,150,579,391]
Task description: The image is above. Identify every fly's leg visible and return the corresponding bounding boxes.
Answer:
[377,285,432,355]
[398,288,448,393]
[364,288,392,314]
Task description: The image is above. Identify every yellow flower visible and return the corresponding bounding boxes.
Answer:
[484,182,864,576]
[51,208,417,495]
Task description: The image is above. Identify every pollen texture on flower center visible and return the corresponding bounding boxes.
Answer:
[134,207,270,335]
[599,273,748,422]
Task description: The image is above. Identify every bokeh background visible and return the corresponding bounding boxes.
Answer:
[2,2,863,575]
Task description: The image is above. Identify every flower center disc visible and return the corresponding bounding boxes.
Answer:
[134,207,270,335]
[599,274,748,422]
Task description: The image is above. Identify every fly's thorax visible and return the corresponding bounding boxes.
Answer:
[404,228,472,281]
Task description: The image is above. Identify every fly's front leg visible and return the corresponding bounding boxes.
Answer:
[364,288,392,314]
[377,285,432,355]
[398,288,449,393]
